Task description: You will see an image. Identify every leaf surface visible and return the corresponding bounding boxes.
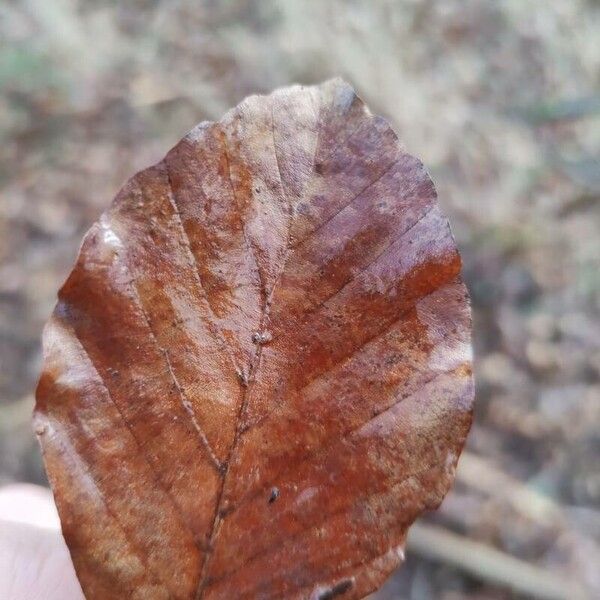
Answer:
[35,79,474,600]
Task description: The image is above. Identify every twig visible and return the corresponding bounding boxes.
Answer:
[456,451,565,528]
[407,522,589,600]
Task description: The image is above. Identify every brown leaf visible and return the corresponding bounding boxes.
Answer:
[34,79,474,600]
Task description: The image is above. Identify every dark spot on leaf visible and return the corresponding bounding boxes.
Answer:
[317,578,354,599]
[268,487,279,504]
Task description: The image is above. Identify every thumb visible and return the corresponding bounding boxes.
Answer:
[0,484,84,600]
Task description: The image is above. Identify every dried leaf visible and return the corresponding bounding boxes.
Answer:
[34,79,474,600]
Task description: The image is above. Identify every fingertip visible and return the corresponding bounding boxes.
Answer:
[0,484,60,529]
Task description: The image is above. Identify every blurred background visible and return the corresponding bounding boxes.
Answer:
[1,1,599,598]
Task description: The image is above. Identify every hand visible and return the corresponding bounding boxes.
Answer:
[0,484,84,600]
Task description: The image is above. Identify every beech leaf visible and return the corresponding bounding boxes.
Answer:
[34,79,474,600]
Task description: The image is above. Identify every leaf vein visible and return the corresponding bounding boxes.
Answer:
[252,271,457,432]
[131,286,223,473]
[71,323,205,550]
[164,165,242,378]
[220,128,267,314]
[291,156,400,249]
[48,422,170,593]
[238,361,461,522]
[275,202,436,335]
[207,460,440,589]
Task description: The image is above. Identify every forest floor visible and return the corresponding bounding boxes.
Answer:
[1,1,599,598]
